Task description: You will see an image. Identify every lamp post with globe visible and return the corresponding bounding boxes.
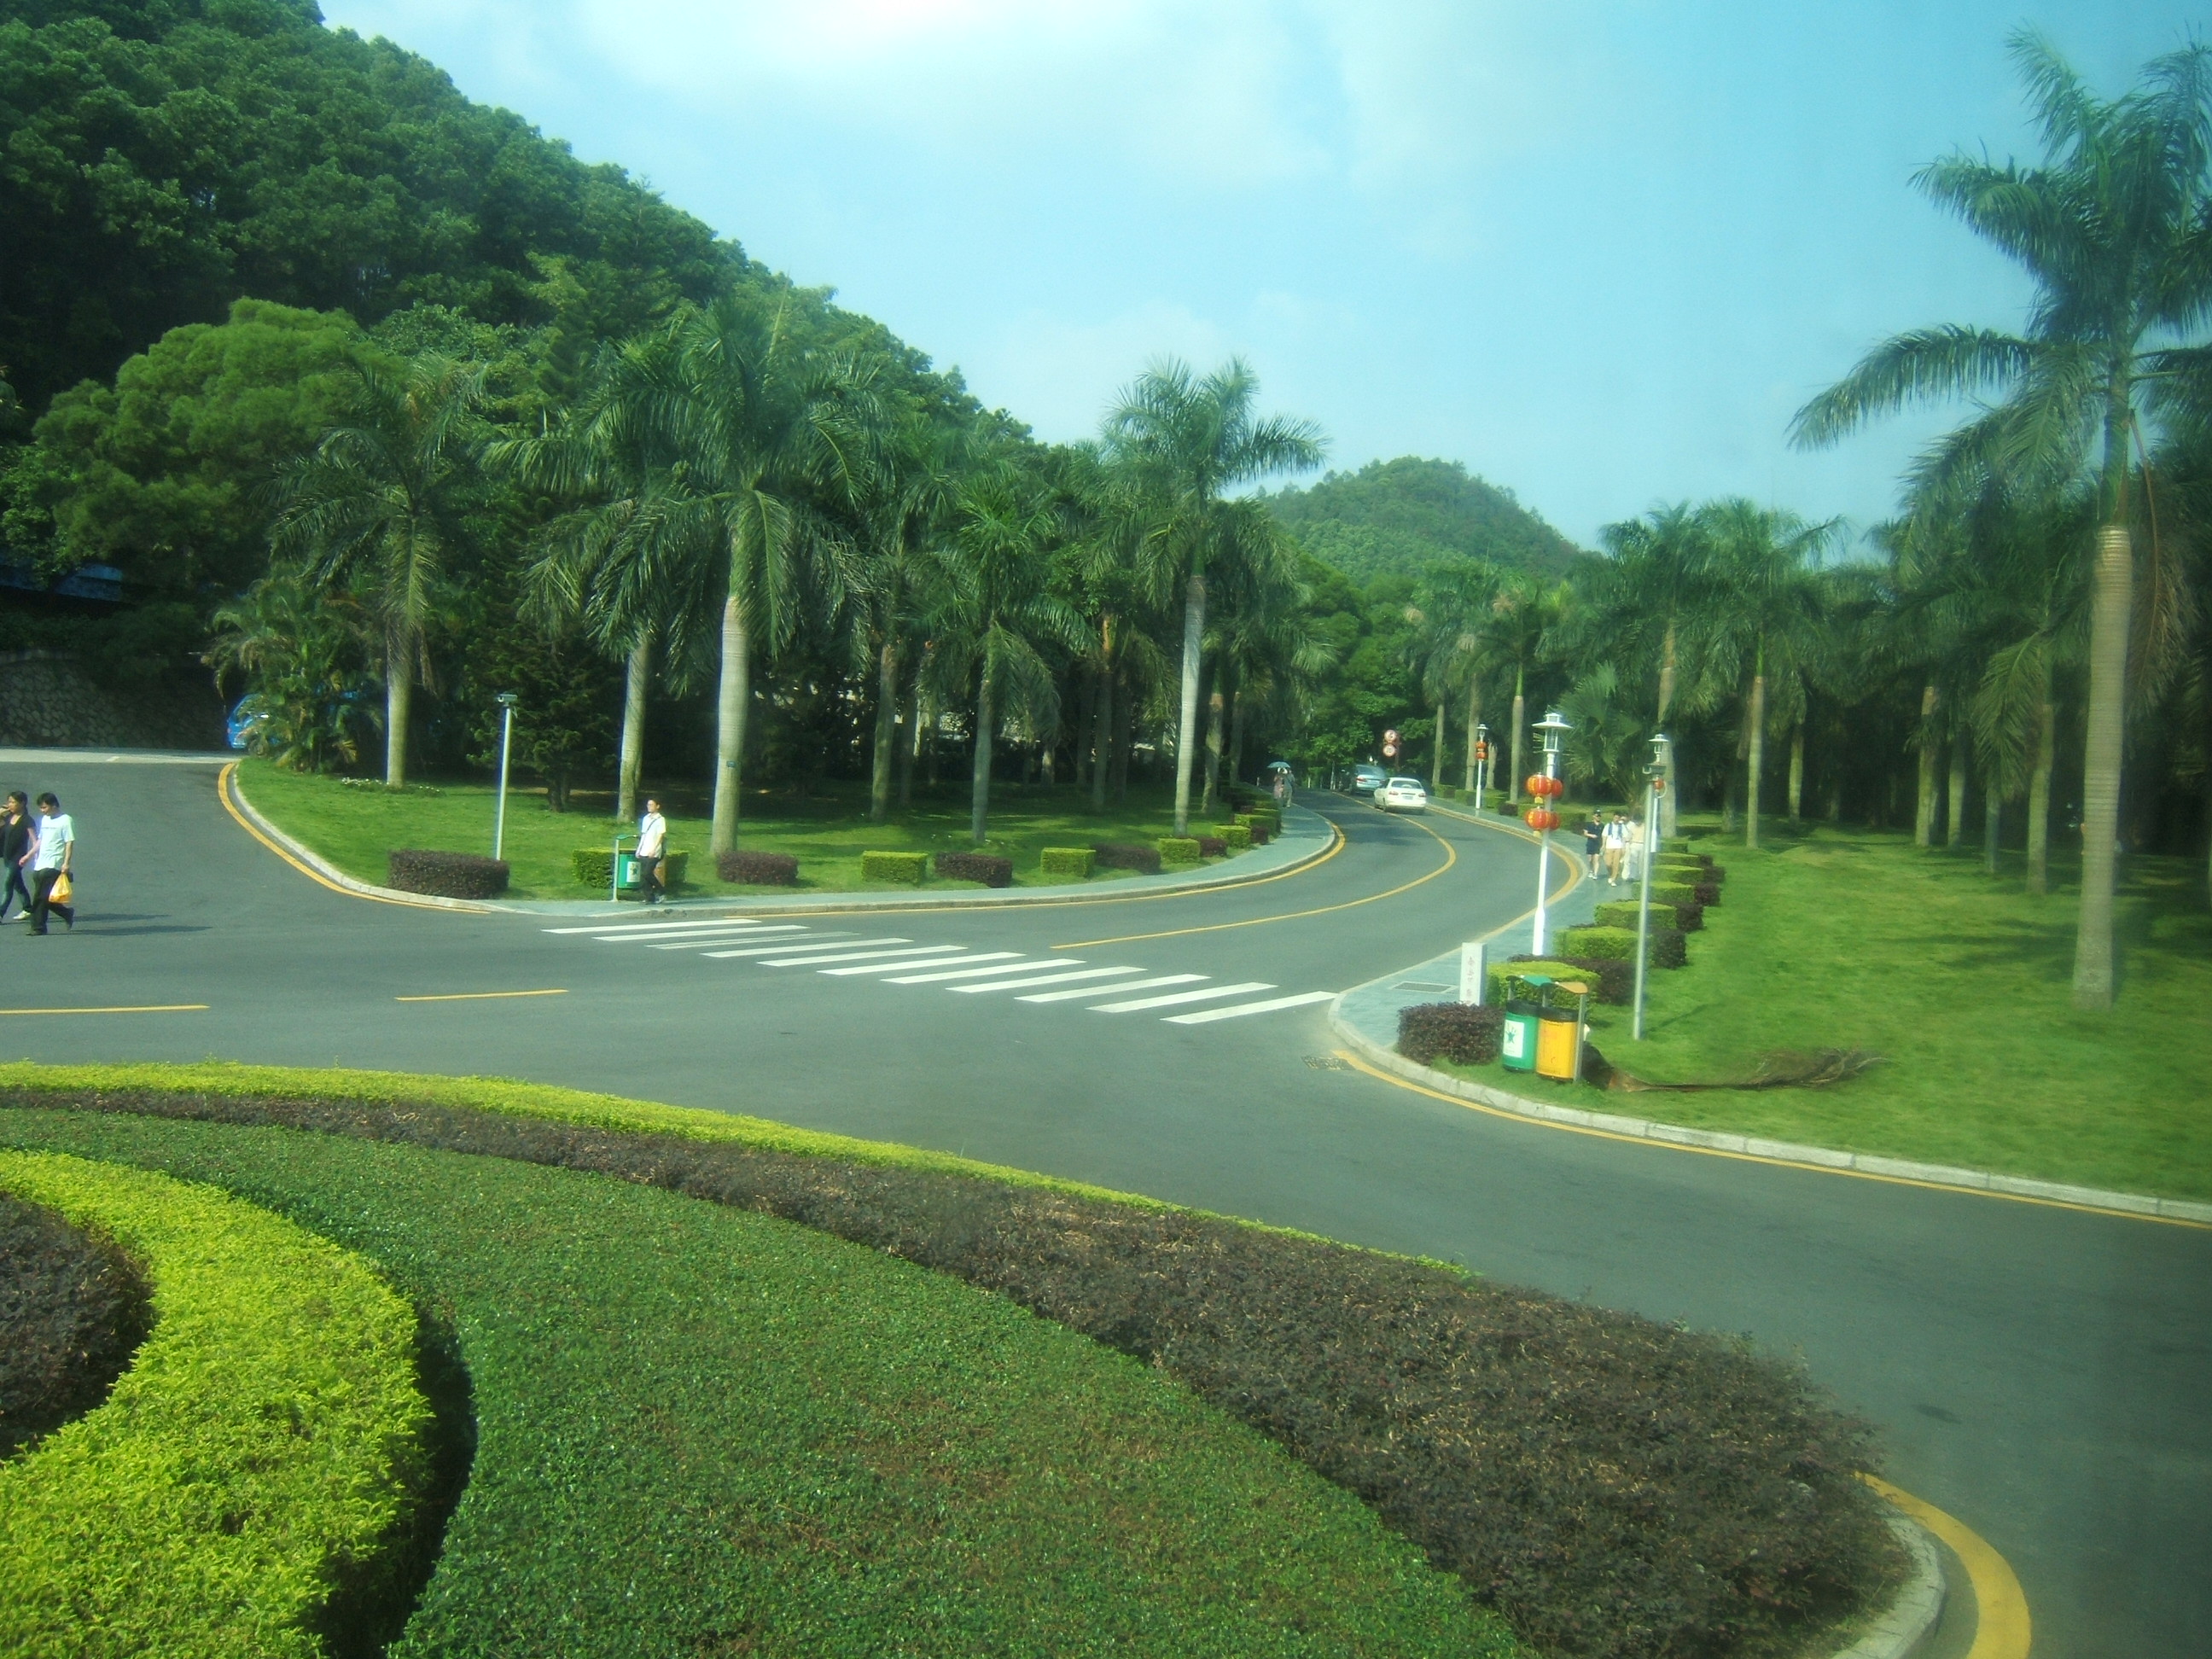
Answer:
[1526,709,1571,956]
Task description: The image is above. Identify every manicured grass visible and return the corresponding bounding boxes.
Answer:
[0,1150,428,1659]
[1446,820,2212,1202]
[0,1107,1523,1659]
[237,760,1259,899]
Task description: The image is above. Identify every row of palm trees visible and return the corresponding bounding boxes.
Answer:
[259,297,1330,855]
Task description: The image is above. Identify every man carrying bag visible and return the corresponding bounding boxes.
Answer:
[26,793,73,935]
[635,797,667,906]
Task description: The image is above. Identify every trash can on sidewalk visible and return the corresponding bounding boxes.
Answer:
[1535,1006,1580,1080]
[1500,972,1547,1073]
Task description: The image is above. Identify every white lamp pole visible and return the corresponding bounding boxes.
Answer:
[492,692,518,860]
[1475,720,1490,808]
[1633,733,1668,1040]
[1530,708,1571,956]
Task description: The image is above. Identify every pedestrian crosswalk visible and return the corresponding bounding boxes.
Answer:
[540,915,1336,1029]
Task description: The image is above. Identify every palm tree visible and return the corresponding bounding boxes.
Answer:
[1103,358,1324,835]
[270,351,486,788]
[1703,500,1833,848]
[1408,562,1501,793]
[1478,573,1569,801]
[205,567,378,773]
[1790,32,2212,1007]
[927,463,1086,842]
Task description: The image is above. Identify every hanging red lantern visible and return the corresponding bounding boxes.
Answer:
[1525,807,1558,831]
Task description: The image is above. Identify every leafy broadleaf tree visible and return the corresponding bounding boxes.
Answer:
[1103,358,1324,835]
[1791,31,2212,1007]
[269,352,487,789]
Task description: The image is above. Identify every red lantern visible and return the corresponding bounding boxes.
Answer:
[1526,774,1563,800]
[1525,807,1558,832]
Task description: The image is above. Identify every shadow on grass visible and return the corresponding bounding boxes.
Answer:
[316,1310,475,1659]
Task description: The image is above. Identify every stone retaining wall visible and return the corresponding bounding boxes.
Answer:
[0,651,226,750]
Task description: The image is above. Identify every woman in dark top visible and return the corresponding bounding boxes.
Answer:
[1582,812,1604,877]
[0,794,32,923]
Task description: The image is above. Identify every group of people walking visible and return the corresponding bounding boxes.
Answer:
[0,791,75,934]
[1581,810,1645,887]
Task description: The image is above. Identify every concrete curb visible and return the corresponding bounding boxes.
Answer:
[225,770,1340,919]
[224,768,500,915]
[1831,1515,1945,1659]
[1328,1006,2212,1226]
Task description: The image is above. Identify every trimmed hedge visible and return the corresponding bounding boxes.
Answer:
[715,848,799,886]
[575,847,691,890]
[1399,1003,1505,1065]
[1237,811,1281,835]
[1158,836,1202,866]
[1245,820,1272,846]
[0,1191,148,1459]
[1094,841,1162,874]
[0,1072,1904,1659]
[1220,824,1253,852]
[1196,835,1227,857]
[1504,955,1635,1006]
[1039,847,1095,880]
[1596,898,1703,934]
[0,1150,429,1658]
[387,849,509,899]
[1560,924,1689,969]
[2,1103,1517,1659]
[935,851,1013,888]
[860,849,928,885]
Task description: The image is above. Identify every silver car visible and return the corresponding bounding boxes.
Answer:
[1375,776,1429,812]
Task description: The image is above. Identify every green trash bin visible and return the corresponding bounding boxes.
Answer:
[1500,972,1551,1073]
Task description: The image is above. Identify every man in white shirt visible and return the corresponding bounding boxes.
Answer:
[27,792,73,935]
[635,797,667,905]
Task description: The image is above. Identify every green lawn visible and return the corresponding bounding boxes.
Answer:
[237,761,1266,899]
[0,1105,1522,1658]
[1447,819,2212,1203]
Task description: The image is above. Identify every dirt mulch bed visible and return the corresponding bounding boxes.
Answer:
[0,1187,150,1458]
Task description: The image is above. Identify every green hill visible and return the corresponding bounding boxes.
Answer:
[1262,457,1581,582]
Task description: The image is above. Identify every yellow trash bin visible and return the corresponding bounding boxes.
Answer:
[1534,1008,1580,1080]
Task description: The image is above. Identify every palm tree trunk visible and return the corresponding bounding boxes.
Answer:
[970,666,994,843]
[383,623,412,789]
[1946,717,1968,850]
[1745,656,1767,849]
[869,635,898,823]
[2027,665,2054,896]
[1227,672,1248,792]
[1073,665,1097,795]
[1431,700,1447,790]
[1111,671,1133,804]
[1984,770,2002,876]
[2072,518,2132,1008]
[1786,715,1805,822]
[899,679,921,807]
[1656,617,1678,725]
[1508,667,1527,802]
[1913,683,1939,847]
[1090,657,1114,811]
[617,632,650,824]
[1201,663,1224,814]
[1722,706,1746,834]
[1172,572,1206,835]
[710,594,748,857]
[1463,681,1480,794]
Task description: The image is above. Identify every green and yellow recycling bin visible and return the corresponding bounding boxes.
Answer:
[1499,974,1545,1073]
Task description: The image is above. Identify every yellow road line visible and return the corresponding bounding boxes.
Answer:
[0,1004,209,1016]
[395,989,569,1003]
[1334,1045,2209,1231]
[1861,1475,2033,1658]
[776,819,1349,923]
[218,763,436,910]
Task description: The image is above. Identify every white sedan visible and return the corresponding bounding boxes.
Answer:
[1373,776,1429,812]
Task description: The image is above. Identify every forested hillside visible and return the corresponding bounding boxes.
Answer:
[1263,457,1583,582]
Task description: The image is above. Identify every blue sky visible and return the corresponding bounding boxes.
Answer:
[321,1,2193,550]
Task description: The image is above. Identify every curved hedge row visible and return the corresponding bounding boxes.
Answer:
[0,1151,431,1659]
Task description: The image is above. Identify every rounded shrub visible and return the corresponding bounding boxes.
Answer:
[1399,1003,1505,1065]
[387,849,509,899]
[717,849,799,886]
[935,851,1013,888]
[0,1150,429,1659]
[1094,842,1162,875]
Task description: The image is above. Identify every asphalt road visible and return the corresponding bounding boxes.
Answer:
[3,754,2206,1657]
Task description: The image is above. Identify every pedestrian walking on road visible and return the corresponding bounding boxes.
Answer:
[1582,812,1604,878]
[636,796,667,906]
[0,794,32,923]
[1603,813,1627,885]
[1624,815,1646,883]
[26,793,73,935]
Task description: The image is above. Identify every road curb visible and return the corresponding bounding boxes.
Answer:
[1327,1006,2212,1226]
[224,767,500,914]
[1830,1514,1945,1659]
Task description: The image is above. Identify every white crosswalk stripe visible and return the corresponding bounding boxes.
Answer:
[542,918,1334,1028]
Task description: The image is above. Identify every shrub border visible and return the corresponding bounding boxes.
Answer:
[0,1149,430,1656]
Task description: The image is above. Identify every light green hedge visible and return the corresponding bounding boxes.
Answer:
[571,847,690,889]
[859,850,927,886]
[1158,836,1202,866]
[1219,824,1252,852]
[1486,959,1583,1008]
[0,1150,429,1659]
[1039,847,1095,879]
[1595,899,1692,933]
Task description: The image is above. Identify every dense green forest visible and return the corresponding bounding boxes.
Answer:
[1,5,2206,1008]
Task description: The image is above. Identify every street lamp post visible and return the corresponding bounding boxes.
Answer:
[1528,709,1571,956]
[492,692,519,861]
[1633,733,1668,1040]
[1474,720,1490,808]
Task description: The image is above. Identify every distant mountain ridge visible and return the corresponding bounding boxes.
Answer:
[1262,457,1582,583]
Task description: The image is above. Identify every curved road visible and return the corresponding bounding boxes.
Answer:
[3,753,2207,1657]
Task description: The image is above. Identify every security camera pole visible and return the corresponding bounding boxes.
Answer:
[1528,709,1570,956]
[492,692,519,860]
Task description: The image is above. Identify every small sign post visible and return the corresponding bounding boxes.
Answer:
[1458,941,1485,1005]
